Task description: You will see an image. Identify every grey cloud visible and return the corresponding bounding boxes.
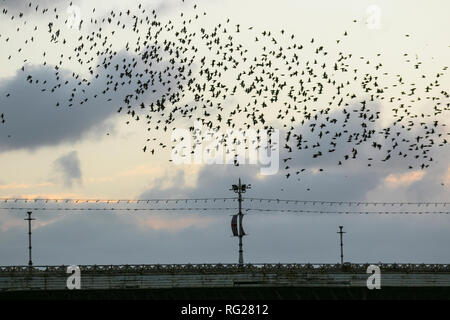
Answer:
[0,0,184,20]
[0,48,178,152]
[278,99,446,173]
[0,66,119,151]
[53,150,82,188]
[0,0,59,11]
[0,0,65,19]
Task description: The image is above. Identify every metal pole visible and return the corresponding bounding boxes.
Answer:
[231,178,250,266]
[25,211,35,267]
[338,226,345,265]
[238,178,244,266]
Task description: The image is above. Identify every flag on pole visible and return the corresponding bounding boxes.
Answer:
[231,215,238,236]
[239,214,246,236]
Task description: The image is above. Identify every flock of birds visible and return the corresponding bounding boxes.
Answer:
[1,1,449,180]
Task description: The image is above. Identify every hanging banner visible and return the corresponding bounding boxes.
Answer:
[239,214,246,236]
[231,215,238,236]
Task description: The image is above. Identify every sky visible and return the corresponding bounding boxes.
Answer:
[0,0,449,266]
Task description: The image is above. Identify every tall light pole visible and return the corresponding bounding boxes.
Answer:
[25,211,35,267]
[231,178,250,266]
[337,226,345,265]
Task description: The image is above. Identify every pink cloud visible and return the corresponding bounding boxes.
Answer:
[384,170,426,188]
